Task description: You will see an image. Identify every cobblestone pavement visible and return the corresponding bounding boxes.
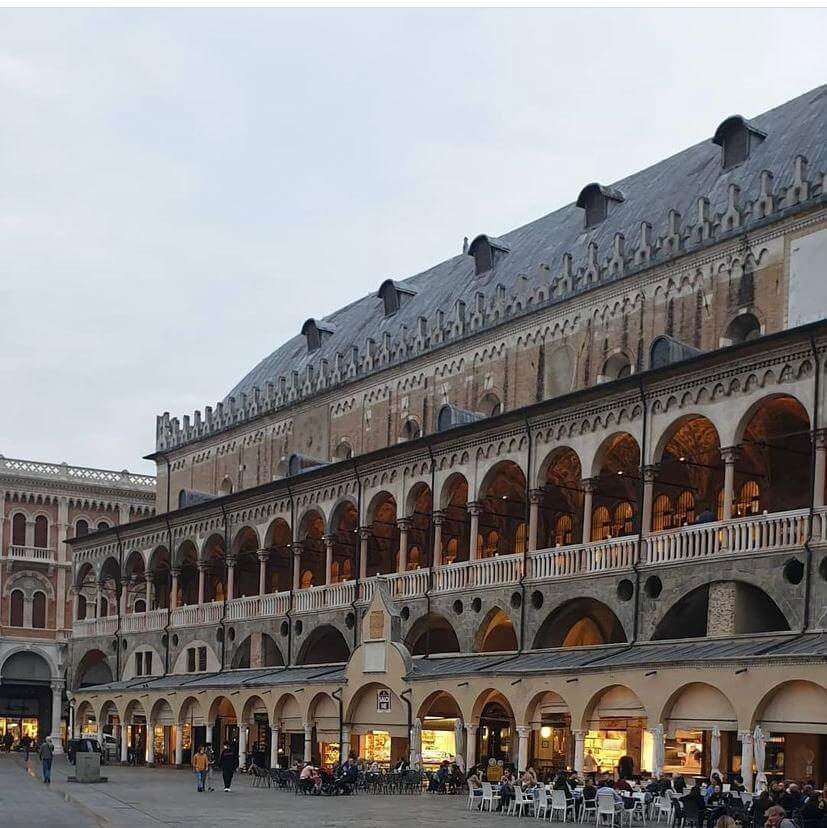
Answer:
[3,755,514,827]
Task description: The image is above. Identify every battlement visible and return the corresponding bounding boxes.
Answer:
[0,455,156,494]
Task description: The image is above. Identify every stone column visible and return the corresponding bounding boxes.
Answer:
[257,550,270,595]
[396,519,410,573]
[573,729,586,775]
[739,730,754,792]
[72,590,79,623]
[238,724,247,768]
[516,725,531,772]
[582,478,598,543]
[721,446,739,520]
[170,569,180,610]
[465,724,478,769]
[121,725,129,764]
[432,511,445,567]
[303,722,314,763]
[359,527,371,580]
[292,544,303,591]
[341,725,351,761]
[225,556,236,602]
[322,535,335,584]
[119,582,127,616]
[144,571,153,610]
[174,725,183,767]
[467,502,483,560]
[270,726,279,769]
[641,465,659,535]
[25,518,34,547]
[146,726,155,765]
[815,429,827,509]
[49,680,64,753]
[528,489,542,552]
[197,562,206,604]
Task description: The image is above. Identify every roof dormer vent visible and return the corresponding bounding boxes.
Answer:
[576,183,625,229]
[712,115,766,170]
[468,234,510,276]
[300,318,336,353]
[377,279,417,317]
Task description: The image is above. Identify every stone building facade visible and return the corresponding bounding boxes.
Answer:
[68,86,827,783]
[0,456,154,751]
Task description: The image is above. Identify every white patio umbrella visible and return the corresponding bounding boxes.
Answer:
[410,719,422,766]
[454,719,466,771]
[753,725,767,791]
[710,725,722,778]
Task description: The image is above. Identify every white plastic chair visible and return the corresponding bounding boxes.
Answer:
[722,784,731,794]
[482,782,501,812]
[597,793,623,827]
[630,795,647,825]
[468,784,483,810]
[509,786,534,817]
[551,789,576,823]
[535,787,550,820]
[655,794,672,823]
[580,797,598,823]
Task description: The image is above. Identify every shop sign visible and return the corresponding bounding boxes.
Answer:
[376,689,391,713]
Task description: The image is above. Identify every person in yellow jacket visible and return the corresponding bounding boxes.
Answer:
[193,746,209,792]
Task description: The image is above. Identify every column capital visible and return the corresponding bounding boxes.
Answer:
[170,567,181,578]
[737,730,754,744]
[582,477,599,494]
[303,722,314,734]
[721,445,740,464]
[643,464,660,483]
[50,679,65,691]
[396,518,412,532]
[196,560,208,573]
[516,725,532,737]
[467,501,484,517]
[270,724,279,732]
[322,534,336,547]
[256,549,271,563]
[359,526,372,541]
[529,488,544,505]
[570,729,587,738]
[465,723,478,734]
[224,555,237,567]
[815,428,827,449]
[432,510,447,526]
[291,542,304,555]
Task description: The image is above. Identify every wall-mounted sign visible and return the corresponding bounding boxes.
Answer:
[377,689,391,713]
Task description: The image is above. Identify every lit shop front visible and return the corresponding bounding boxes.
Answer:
[418,691,463,770]
[476,700,514,765]
[585,686,652,776]
[348,685,409,768]
[528,691,572,775]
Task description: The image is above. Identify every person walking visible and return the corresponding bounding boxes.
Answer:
[192,746,209,792]
[204,744,216,791]
[38,738,54,784]
[218,742,237,792]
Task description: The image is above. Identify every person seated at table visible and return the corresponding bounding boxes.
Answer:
[521,766,538,788]
[617,777,634,793]
[582,780,598,805]
[705,785,727,828]
[618,755,635,781]
[597,779,624,808]
[673,773,687,793]
[781,784,803,817]
[497,770,516,812]
[393,757,409,772]
[765,804,798,828]
[730,775,746,794]
[428,760,451,793]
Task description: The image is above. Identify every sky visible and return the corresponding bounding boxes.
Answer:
[1,8,825,475]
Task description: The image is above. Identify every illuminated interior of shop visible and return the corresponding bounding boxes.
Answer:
[663,730,704,774]
[533,722,570,770]
[421,716,457,767]
[0,717,39,743]
[360,731,391,764]
[584,721,653,775]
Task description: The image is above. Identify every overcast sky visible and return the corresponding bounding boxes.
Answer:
[1,9,825,474]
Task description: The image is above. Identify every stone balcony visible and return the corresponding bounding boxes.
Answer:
[71,506,819,638]
[6,544,56,564]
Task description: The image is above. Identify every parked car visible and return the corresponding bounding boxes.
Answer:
[67,738,103,765]
[99,733,118,761]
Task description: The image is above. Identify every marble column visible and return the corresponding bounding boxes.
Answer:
[322,535,335,584]
[721,446,739,520]
[144,571,152,610]
[641,465,659,535]
[49,680,64,753]
[468,501,483,560]
[465,724,478,769]
[358,528,371,580]
[146,725,155,765]
[815,429,827,508]
[238,724,247,768]
[739,730,754,792]
[197,562,206,604]
[270,726,279,769]
[582,478,598,543]
[174,725,183,767]
[432,511,445,568]
[226,556,236,602]
[120,725,129,764]
[257,550,270,595]
[396,519,410,573]
[516,725,531,773]
[303,722,314,763]
[573,729,586,775]
[292,544,303,591]
[170,569,180,610]
[528,489,542,552]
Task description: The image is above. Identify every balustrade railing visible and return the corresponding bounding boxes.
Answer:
[226,595,260,621]
[528,536,639,580]
[432,553,522,593]
[7,545,55,563]
[73,616,118,637]
[169,602,222,628]
[121,607,167,633]
[260,591,290,617]
[387,569,430,600]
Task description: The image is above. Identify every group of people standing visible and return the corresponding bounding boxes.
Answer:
[191,743,238,792]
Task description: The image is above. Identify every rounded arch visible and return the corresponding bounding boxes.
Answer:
[241,694,269,724]
[74,648,114,689]
[536,445,584,547]
[346,682,408,739]
[333,440,353,461]
[582,683,648,731]
[589,431,640,541]
[478,392,502,417]
[524,689,572,728]
[600,351,632,383]
[651,581,790,640]
[123,698,148,724]
[474,607,518,653]
[231,633,284,669]
[326,498,357,535]
[724,312,761,345]
[439,472,468,511]
[399,418,421,442]
[417,689,463,721]
[404,613,461,655]
[219,476,234,496]
[149,698,175,726]
[0,648,55,682]
[591,431,641,479]
[75,560,95,591]
[200,532,226,602]
[177,695,206,726]
[230,525,260,557]
[273,692,302,731]
[207,695,239,724]
[471,688,516,762]
[753,680,827,733]
[659,682,737,731]
[295,624,350,666]
[533,597,626,649]
[366,491,398,577]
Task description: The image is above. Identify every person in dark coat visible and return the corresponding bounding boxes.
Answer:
[218,742,238,792]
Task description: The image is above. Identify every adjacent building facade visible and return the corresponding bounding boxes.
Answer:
[0,456,154,751]
[68,86,827,784]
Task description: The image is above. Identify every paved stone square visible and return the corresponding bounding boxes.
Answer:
[0,754,516,828]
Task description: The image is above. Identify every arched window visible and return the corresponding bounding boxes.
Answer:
[674,490,696,527]
[133,599,146,614]
[613,502,634,537]
[724,313,761,345]
[34,515,48,548]
[514,522,526,555]
[591,506,611,541]
[478,393,502,418]
[32,592,46,629]
[333,441,353,461]
[600,353,632,383]
[99,597,108,617]
[77,594,87,620]
[10,590,24,626]
[737,481,761,517]
[553,515,573,547]
[12,513,26,546]
[399,420,421,442]
[75,519,89,538]
[653,495,672,531]
[219,477,233,496]
[97,520,110,531]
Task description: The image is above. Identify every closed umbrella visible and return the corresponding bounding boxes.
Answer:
[410,719,422,766]
[710,725,721,778]
[454,719,465,771]
[753,725,767,791]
